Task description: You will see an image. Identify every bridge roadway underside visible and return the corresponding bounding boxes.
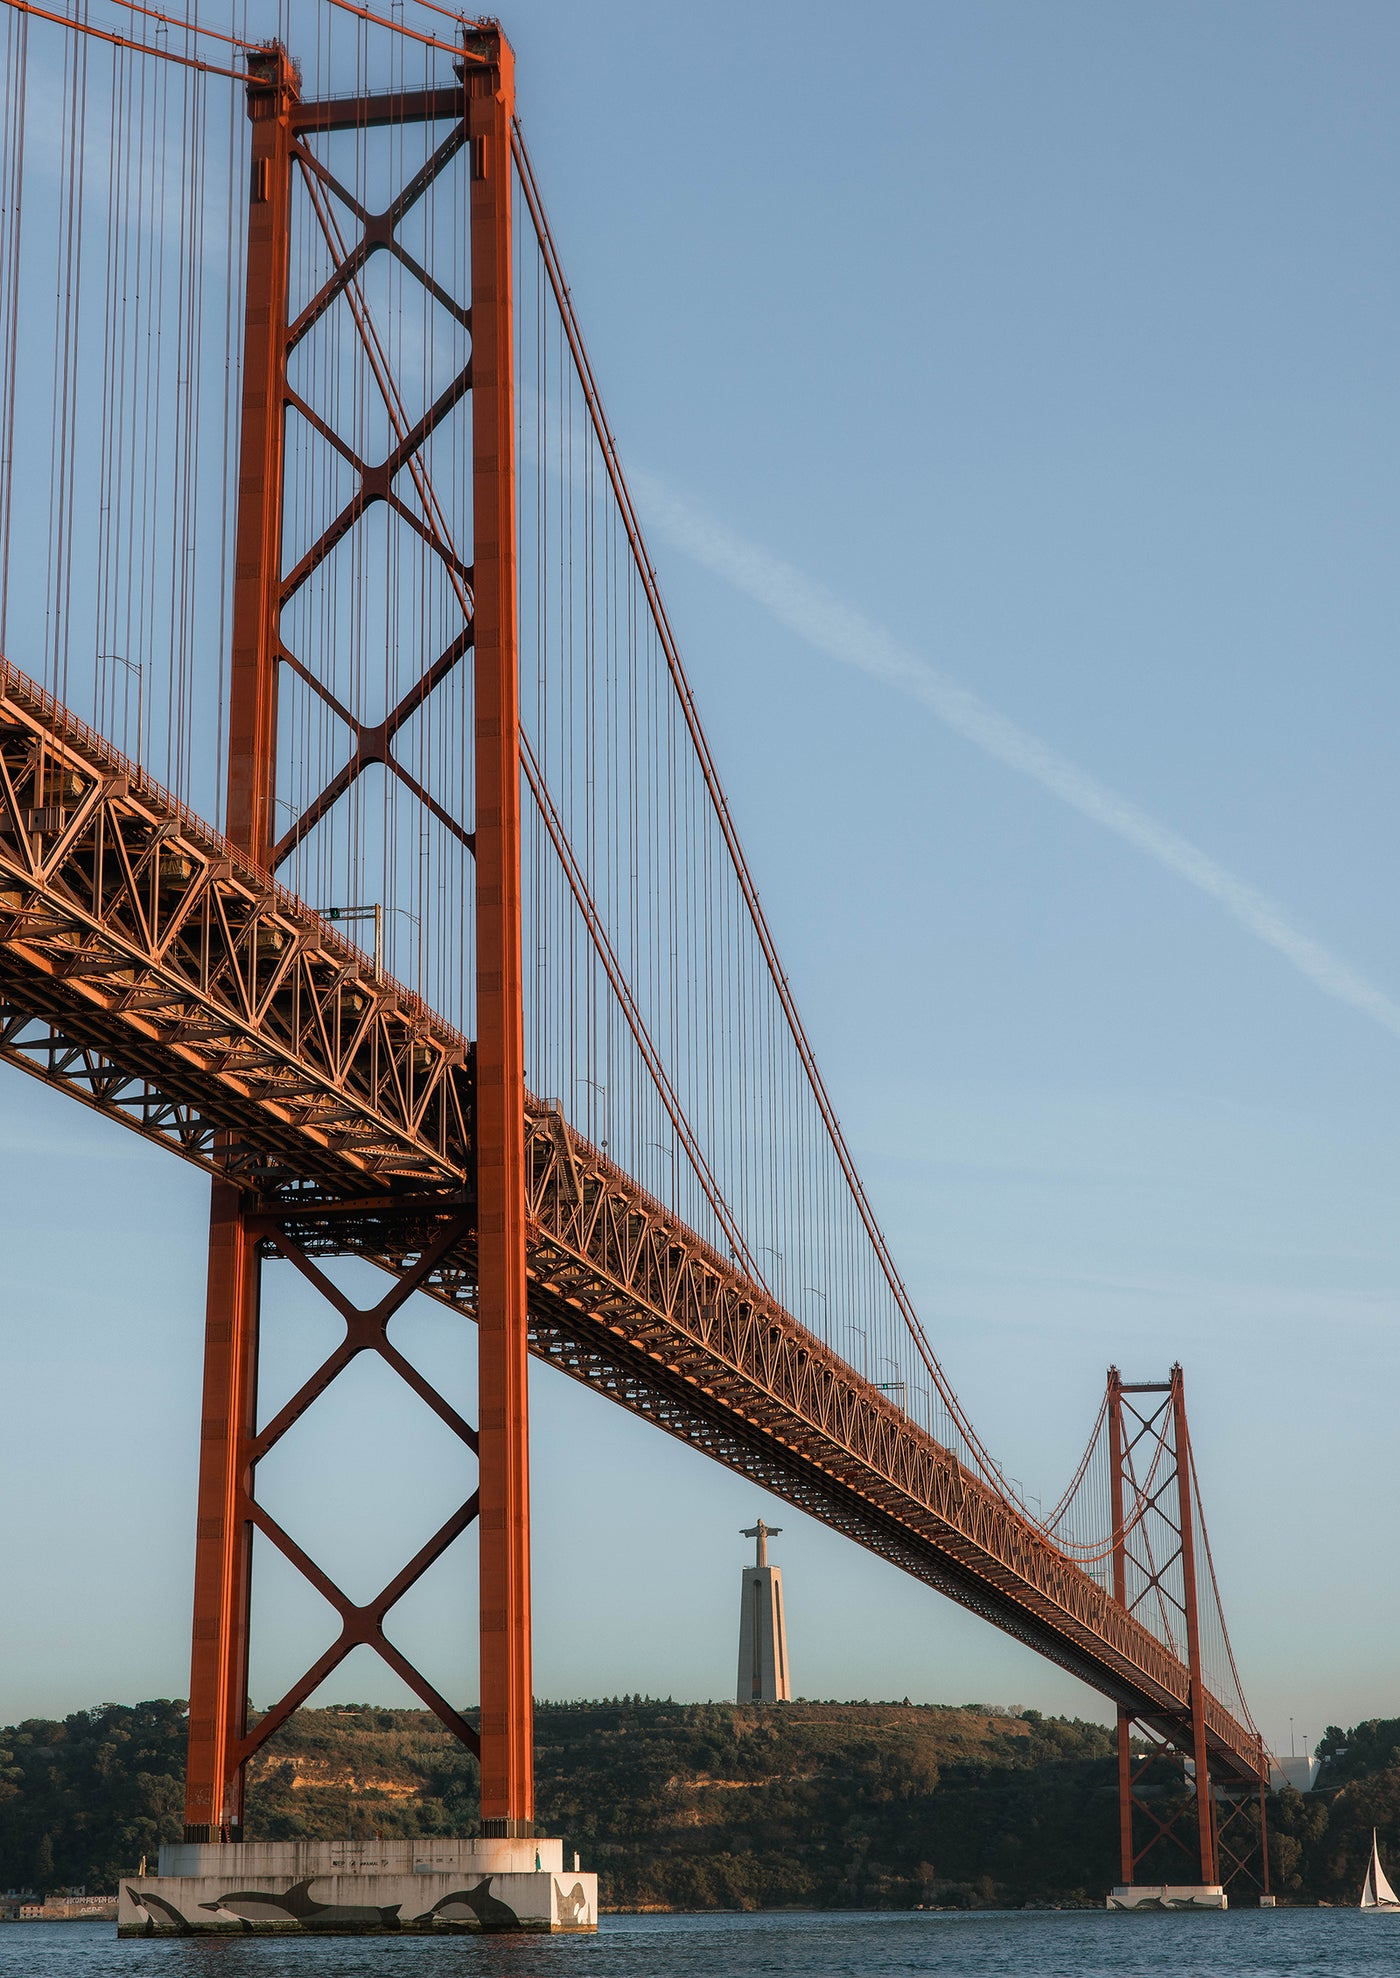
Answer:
[0,656,1262,1790]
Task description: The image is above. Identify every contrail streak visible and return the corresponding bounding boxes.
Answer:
[632,469,1400,1042]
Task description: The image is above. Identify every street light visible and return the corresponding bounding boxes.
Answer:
[759,1246,785,1304]
[96,653,143,762]
[315,903,420,982]
[876,1357,907,1413]
[575,1077,608,1149]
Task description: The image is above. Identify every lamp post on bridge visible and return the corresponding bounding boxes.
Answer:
[575,1075,609,1150]
[760,1245,786,1307]
[314,903,420,984]
[95,653,144,764]
[875,1357,906,1412]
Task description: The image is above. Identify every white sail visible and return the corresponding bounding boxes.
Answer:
[1362,1831,1400,1909]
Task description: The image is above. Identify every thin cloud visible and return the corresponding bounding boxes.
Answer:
[633,469,1400,1043]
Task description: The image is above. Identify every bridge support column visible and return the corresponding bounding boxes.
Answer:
[224,41,297,864]
[168,12,547,1887]
[1106,1366,1267,1906]
[1172,1369,1218,1887]
[184,1181,260,1839]
[1108,1366,1223,1896]
[466,24,534,1837]
[181,36,297,1845]
[1116,1706,1134,1887]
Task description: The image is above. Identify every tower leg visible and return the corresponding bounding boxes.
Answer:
[183,1181,260,1839]
[182,39,297,1843]
[467,25,533,1835]
[1173,1371,1218,1886]
[1117,1707,1134,1885]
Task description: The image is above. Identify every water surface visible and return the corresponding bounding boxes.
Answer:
[1,1909,1393,1977]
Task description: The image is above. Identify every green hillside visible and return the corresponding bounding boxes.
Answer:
[0,1698,1396,1908]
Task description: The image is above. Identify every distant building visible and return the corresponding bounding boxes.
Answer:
[737,1518,791,1702]
[1269,1755,1320,1792]
[12,1895,118,1921]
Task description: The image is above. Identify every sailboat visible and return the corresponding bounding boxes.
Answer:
[1360,1831,1400,1911]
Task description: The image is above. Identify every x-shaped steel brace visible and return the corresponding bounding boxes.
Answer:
[1124,1723,1209,1878]
[235,1213,481,1764]
[1118,1399,1188,1651]
[1214,1792,1265,1892]
[272,123,479,875]
[289,128,471,351]
[272,629,476,870]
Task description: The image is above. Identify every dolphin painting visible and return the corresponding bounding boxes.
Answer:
[200,1877,402,1930]
[125,1887,194,1935]
[413,1877,522,1931]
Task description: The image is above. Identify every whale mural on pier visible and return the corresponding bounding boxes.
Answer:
[200,1878,403,1929]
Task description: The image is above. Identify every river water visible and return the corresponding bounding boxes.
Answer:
[0,1910,1393,1976]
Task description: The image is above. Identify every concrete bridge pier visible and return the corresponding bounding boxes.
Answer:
[119,1839,597,1936]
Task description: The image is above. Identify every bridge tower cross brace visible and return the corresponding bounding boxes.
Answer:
[182,26,532,1841]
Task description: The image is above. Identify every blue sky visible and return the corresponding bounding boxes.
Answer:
[2,0,1398,1759]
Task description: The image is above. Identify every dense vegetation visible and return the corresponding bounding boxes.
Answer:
[1267,1720,1400,1904]
[1,1698,1397,1907]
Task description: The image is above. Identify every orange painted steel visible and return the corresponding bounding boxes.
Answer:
[172,28,527,1839]
[183,43,299,1842]
[227,1219,482,1770]
[1172,1371,1218,1885]
[0,657,472,1192]
[225,44,297,870]
[465,25,534,1835]
[184,1181,260,1837]
[1108,1376,1134,1886]
[184,24,533,1837]
[1105,1367,1268,1892]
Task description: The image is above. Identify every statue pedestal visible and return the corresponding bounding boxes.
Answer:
[119,1838,596,1935]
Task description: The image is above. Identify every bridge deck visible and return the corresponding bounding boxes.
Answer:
[0,654,1263,1788]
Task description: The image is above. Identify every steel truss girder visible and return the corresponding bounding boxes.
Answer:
[0,657,471,1197]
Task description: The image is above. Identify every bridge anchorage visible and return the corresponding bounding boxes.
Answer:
[0,5,1273,1929]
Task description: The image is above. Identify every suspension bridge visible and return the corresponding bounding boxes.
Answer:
[0,0,1272,1926]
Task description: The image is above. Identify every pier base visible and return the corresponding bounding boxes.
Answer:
[1107,1884,1227,1911]
[118,1839,596,1935]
